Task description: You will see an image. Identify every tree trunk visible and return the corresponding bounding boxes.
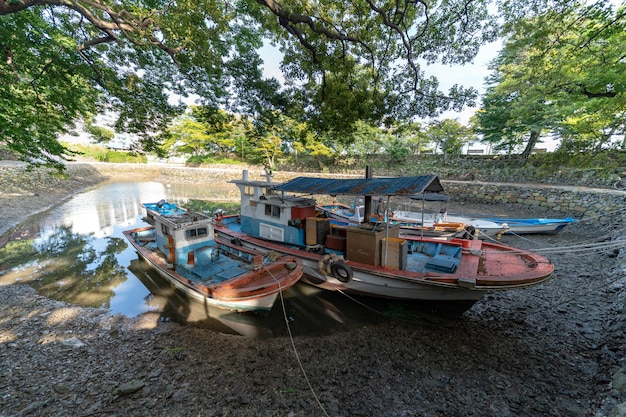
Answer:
[520,130,540,164]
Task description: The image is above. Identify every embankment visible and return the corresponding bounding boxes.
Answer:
[2,161,625,229]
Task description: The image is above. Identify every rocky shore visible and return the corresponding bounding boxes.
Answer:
[1,162,626,417]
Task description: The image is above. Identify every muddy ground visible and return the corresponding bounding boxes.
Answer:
[1,162,625,417]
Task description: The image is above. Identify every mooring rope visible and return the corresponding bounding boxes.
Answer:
[480,238,626,256]
[524,271,626,318]
[266,266,330,417]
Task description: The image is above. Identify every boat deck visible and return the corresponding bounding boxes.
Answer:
[177,254,250,285]
[403,240,461,273]
[130,228,253,286]
[219,216,462,274]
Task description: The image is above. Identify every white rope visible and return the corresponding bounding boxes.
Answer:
[266,266,330,417]
[532,240,626,255]
[473,228,500,242]
[480,239,625,256]
[524,268,626,317]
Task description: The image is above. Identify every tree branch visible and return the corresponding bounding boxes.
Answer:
[3,46,19,82]
[1,0,184,59]
[256,0,362,43]
[580,85,617,99]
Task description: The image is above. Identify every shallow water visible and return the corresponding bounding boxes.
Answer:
[0,181,414,337]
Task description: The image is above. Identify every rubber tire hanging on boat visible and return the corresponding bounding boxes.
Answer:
[331,262,353,283]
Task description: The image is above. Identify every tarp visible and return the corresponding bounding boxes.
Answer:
[273,175,444,196]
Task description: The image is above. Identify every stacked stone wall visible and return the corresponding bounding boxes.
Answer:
[443,180,626,225]
[2,162,624,226]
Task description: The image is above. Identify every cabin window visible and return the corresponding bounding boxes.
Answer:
[161,224,170,236]
[264,204,281,218]
[244,186,254,195]
[185,227,208,239]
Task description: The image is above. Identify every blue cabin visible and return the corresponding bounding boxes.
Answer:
[152,211,219,266]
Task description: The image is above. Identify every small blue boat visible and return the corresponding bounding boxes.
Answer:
[403,193,576,236]
[481,217,578,235]
[142,199,186,223]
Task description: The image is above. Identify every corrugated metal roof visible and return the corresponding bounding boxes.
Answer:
[273,175,444,196]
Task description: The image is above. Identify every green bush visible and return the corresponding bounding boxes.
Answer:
[187,155,245,166]
[103,151,147,163]
[61,143,146,164]
[62,142,108,161]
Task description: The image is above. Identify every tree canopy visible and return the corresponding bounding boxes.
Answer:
[476,0,625,160]
[1,0,502,169]
[2,0,623,169]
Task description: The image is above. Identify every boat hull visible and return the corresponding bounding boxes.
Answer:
[124,227,302,313]
[215,218,553,306]
[392,210,507,239]
[482,218,578,234]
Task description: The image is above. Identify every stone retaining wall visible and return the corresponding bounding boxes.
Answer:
[81,163,626,227]
[2,162,625,225]
[443,180,626,225]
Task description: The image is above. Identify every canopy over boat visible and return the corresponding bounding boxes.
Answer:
[408,193,450,202]
[273,175,444,196]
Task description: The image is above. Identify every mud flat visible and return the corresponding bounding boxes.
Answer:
[1,161,625,416]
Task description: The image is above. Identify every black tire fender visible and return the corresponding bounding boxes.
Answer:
[331,262,353,283]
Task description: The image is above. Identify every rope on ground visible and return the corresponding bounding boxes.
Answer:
[525,270,626,318]
[266,267,329,417]
[500,230,543,243]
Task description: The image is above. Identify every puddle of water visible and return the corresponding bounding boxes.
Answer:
[1,180,419,337]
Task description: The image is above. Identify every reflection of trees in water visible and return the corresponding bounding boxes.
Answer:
[0,237,41,268]
[181,200,240,216]
[0,226,129,308]
[128,259,237,333]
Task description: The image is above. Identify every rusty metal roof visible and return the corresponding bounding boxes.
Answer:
[273,175,444,196]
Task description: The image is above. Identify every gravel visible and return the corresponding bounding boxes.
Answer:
[1,162,625,417]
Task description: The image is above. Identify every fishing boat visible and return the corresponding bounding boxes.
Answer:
[142,200,186,223]
[317,200,478,239]
[212,171,554,310]
[395,194,575,236]
[123,207,303,313]
[479,217,578,235]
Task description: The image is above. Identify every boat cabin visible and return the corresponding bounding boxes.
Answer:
[230,174,317,246]
[152,210,218,266]
[143,200,187,223]
[229,171,450,270]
